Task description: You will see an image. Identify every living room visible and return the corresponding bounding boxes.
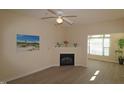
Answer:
[0,9,124,84]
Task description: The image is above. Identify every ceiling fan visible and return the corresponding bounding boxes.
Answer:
[41,9,77,25]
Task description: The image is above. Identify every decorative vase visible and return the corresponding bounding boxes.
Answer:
[119,57,124,65]
[73,43,77,47]
[64,41,69,47]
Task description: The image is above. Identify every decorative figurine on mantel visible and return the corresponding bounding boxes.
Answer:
[73,43,78,47]
[63,41,69,47]
[55,42,61,47]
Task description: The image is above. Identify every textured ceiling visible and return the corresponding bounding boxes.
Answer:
[10,9,124,26]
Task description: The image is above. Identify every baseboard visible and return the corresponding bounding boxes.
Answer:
[88,57,117,63]
[75,64,87,67]
[6,64,59,83]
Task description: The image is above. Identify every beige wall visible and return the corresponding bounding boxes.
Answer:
[0,16,5,81]
[0,11,65,82]
[65,18,124,65]
[65,27,88,67]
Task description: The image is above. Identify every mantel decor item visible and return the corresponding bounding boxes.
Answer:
[63,40,69,47]
[73,43,78,47]
[55,41,78,48]
[55,42,61,47]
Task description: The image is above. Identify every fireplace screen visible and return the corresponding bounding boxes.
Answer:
[60,54,74,66]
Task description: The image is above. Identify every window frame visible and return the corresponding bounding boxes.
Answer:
[88,34,110,56]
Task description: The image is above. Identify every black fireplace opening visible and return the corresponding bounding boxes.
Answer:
[60,54,74,66]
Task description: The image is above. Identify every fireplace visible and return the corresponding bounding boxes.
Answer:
[60,54,74,66]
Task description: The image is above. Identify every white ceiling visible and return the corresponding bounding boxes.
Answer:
[11,9,124,26]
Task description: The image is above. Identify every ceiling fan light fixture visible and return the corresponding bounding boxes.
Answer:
[56,17,63,24]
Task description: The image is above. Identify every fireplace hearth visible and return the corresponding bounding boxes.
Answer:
[60,54,74,66]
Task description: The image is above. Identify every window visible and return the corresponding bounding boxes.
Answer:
[88,34,110,56]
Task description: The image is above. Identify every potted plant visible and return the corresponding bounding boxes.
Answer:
[115,39,124,65]
[115,49,124,64]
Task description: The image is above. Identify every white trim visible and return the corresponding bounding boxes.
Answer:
[88,57,117,63]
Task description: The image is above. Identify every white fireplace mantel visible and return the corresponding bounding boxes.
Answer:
[52,47,85,67]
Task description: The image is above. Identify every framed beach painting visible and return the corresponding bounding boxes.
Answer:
[16,34,40,52]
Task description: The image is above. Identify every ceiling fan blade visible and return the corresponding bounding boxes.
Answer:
[47,9,57,16]
[63,17,73,25]
[41,17,57,19]
[63,15,77,18]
